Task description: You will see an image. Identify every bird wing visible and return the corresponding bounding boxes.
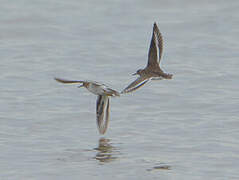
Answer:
[147,22,163,68]
[54,77,84,84]
[105,98,110,133]
[103,87,120,97]
[96,95,110,134]
[121,76,150,94]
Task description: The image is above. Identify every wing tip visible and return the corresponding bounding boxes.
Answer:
[54,77,63,83]
[153,22,158,28]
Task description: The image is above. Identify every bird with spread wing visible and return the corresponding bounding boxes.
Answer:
[55,78,120,134]
[122,22,173,94]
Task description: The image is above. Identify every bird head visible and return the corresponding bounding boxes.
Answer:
[132,69,143,76]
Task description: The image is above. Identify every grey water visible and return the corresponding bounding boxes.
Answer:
[1,0,239,179]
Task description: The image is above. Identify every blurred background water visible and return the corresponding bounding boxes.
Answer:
[0,0,239,179]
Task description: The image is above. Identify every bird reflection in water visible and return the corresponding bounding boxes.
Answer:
[147,164,171,171]
[94,138,119,163]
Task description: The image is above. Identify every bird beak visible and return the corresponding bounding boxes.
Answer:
[78,84,84,88]
[132,72,137,76]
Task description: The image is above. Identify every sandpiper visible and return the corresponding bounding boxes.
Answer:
[122,22,173,94]
[55,78,120,134]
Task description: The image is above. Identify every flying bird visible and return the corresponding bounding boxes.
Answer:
[122,22,173,94]
[55,78,120,134]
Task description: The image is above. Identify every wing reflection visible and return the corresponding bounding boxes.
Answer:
[94,138,119,163]
[147,164,171,171]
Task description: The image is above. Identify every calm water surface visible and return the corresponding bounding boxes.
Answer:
[1,0,239,179]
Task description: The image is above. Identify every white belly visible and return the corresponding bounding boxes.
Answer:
[87,83,105,95]
[152,77,163,80]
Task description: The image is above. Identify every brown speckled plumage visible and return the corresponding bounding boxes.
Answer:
[122,22,173,94]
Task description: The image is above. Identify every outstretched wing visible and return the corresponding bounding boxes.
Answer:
[54,77,84,84]
[147,22,163,68]
[121,76,150,94]
[96,95,110,134]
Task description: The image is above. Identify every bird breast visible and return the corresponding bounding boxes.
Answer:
[87,83,105,96]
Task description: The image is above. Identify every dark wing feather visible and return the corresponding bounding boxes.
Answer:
[147,22,163,67]
[54,77,84,84]
[121,76,150,94]
[153,22,163,62]
[103,98,110,134]
[96,95,110,134]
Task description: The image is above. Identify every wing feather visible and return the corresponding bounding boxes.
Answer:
[122,76,150,94]
[96,95,110,134]
[147,22,163,67]
[54,77,84,84]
